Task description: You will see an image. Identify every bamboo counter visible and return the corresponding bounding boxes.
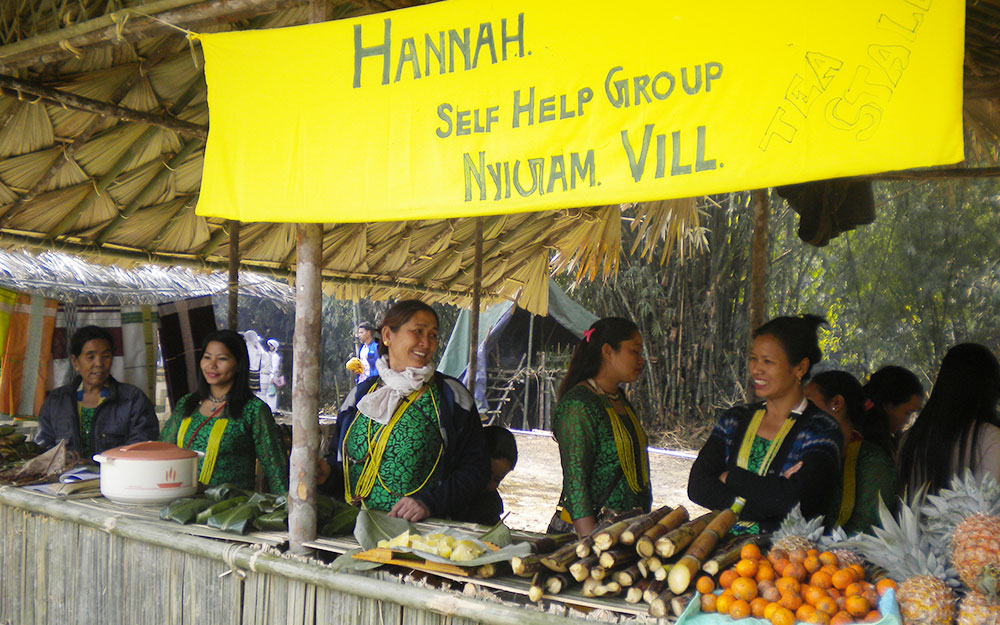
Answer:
[0,487,664,625]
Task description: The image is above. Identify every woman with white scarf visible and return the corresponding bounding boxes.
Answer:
[317,300,489,522]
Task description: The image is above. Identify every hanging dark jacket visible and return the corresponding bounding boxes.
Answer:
[35,375,159,456]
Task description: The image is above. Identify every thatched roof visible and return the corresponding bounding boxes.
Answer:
[0,247,293,304]
[0,1,995,312]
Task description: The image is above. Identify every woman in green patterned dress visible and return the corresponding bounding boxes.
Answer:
[551,317,652,536]
[318,300,489,522]
[159,329,288,493]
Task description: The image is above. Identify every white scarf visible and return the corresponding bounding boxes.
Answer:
[356,356,436,425]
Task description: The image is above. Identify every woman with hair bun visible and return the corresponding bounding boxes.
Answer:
[687,315,842,532]
[550,317,652,536]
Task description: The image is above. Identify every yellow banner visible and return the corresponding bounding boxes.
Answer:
[195,0,964,223]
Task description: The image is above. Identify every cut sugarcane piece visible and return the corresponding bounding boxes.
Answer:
[581,577,601,597]
[620,505,674,545]
[667,508,739,593]
[545,573,572,595]
[589,565,608,581]
[702,535,768,575]
[648,588,676,617]
[511,554,544,577]
[654,510,719,558]
[540,542,578,572]
[636,506,690,557]
[569,555,599,582]
[598,546,638,570]
[575,507,643,558]
[653,563,672,581]
[625,578,651,604]
[592,580,621,597]
[671,592,695,617]
[530,533,576,554]
[528,572,546,602]
[615,563,642,587]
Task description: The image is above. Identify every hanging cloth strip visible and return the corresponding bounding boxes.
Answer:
[176,401,229,485]
[591,385,650,495]
[735,405,801,476]
[835,436,862,527]
[342,383,443,504]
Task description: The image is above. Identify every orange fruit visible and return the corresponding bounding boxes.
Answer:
[756,563,776,583]
[802,585,827,607]
[716,592,735,615]
[720,569,739,589]
[820,563,839,577]
[731,576,758,602]
[849,564,866,580]
[775,576,801,595]
[751,597,770,618]
[810,570,833,589]
[818,551,839,567]
[803,555,822,574]
[830,611,854,625]
[696,576,715,595]
[831,568,856,590]
[804,611,831,624]
[807,548,820,559]
[779,592,803,611]
[760,585,782,603]
[741,543,763,561]
[845,582,865,597]
[876,578,898,596]
[770,606,796,625]
[788,548,808,564]
[863,609,882,622]
[814,596,838,616]
[735,558,759,579]
[700,593,717,613]
[827,588,842,601]
[773,558,790,575]
[862,588,880,607]
[768,548,789,565]
[784,562,807,582]
[846,595,871,617]
[764,601,781,621]
[730,599,752,620]
[796,604,817,622]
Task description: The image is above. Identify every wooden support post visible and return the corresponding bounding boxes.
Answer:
[227,220,240,330]
[748,189,769,399]
[467,217,483,392]
[290,223,323,555]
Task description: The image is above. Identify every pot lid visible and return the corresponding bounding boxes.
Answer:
[100,441,198,460]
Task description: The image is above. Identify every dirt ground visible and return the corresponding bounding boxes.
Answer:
[499,431,708,533]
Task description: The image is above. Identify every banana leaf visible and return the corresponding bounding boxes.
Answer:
[203,483,246,502]
[195,495,248,524]
[207,501,261,534]
[252,509,288,531]
[160,497,213,524]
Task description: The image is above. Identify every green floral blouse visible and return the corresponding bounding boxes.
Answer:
[552,384,651,521]
[342,384,444,511]
[159,394,289,494]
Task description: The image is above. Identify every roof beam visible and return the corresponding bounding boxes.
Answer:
[0,0,309,72]
[0,74,208,139]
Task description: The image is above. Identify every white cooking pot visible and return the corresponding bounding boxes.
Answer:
[93,441,203,504]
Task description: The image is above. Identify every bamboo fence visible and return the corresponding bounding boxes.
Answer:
[0,487,643,625]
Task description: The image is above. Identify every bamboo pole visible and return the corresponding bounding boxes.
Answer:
[289,223,323,554]
[467,217,483,392]
[748,188,768,399]
[0,74,208,139]
[227,220,240,330]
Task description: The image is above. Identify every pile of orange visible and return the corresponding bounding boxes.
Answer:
[697,543,898,624]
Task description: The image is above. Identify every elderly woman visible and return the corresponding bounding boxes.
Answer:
[36,325,159,457]
[159,329,288,493]
[319,299,489,522]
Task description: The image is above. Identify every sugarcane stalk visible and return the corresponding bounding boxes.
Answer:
[528,572,546,602]
[648,588,675,617]
[625,577,651,603]
[581,577,601,597]
[530,533,576,554]
[645,556,663,573]
[620,505,673,545]
[671,592,696,617]
[654,511,719,558]
[643,577,669,604]
[702,535,765,575]
[569,555,599,582]
[636,506,690,557]
[592,580,621,597]
[589,565,608,581]
[615,563,642,587]
[593,517,634,551]
[575,507,643,558]
[511,554,544,577]
[653,563,671,581]
[598,546,638,570]
[540,541,580,572]
[667,507,740,593]
[476,563,497,578]
[545,573,573,595]
[636,558,650,578]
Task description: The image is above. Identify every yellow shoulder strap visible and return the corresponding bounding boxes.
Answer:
[836,439,862,527]
[198,418,229,485]
[176,417,192,447]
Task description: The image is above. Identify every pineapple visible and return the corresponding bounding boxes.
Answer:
[958,590,1000,625]
[847,494,958,625]
[923,470,1000,596]
[818,527,866,568]
[771,503,825,552]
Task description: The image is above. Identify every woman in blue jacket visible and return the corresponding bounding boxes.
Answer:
[35,325,158,457]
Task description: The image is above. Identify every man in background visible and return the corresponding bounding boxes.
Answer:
[356,322,379,383]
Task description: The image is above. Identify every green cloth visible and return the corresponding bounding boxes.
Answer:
[825,439,897,535]
[731,436,770,535]
[79,405,96,459]
[342,384,444,511]
[159,394,288,494]
[552,384,651,521]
